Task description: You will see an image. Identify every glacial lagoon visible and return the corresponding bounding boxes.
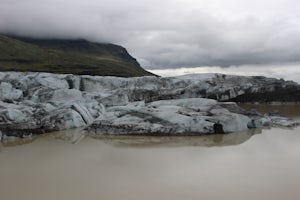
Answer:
[1,104,300,200]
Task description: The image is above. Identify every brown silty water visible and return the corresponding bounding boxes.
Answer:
[0,104,300,200]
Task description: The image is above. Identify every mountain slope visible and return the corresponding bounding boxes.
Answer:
[0,34,153,77]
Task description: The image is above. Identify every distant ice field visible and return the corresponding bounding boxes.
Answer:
[148,63,300,83]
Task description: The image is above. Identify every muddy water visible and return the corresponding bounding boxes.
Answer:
[0,104,300,200]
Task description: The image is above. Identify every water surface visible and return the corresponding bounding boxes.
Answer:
[1,104,300,200]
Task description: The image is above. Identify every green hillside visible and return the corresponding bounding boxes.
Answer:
[0,34,153,77]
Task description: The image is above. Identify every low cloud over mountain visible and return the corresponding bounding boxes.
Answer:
[1,0,300,69]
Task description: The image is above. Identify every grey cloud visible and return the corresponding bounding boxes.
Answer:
[1,0,300,69]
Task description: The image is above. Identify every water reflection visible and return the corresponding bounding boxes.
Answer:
[90,129,262,148]
[1,128,262,149]
[1,128,84,148]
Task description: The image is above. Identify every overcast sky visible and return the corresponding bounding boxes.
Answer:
[1,0,300,72]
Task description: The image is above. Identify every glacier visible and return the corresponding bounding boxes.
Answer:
[0,72,299,139]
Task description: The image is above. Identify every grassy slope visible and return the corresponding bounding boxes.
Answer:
[0,34,153,77]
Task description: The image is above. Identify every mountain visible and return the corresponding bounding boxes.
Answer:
[0,34,153,77]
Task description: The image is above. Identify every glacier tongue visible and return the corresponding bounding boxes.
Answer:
[87,98,252,135]
[0,72,299,139]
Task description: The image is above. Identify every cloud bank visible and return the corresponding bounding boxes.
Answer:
[1,0,300,69]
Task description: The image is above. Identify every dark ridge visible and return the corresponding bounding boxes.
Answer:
[0,34,155,77]
[9,36,138,63]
